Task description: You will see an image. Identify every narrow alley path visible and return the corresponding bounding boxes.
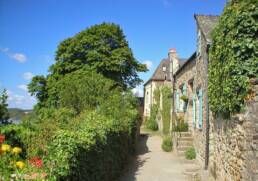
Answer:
[119,131,199,181]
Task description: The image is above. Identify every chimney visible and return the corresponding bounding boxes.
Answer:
[168,48,179,76]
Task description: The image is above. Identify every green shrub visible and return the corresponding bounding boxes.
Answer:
[209,0,258,118]
[172,116,188,132]
[45,110,137,180]
[162,136,173,152]
[185,148,196,160]
[145,117,158,131]
[172,122,188,132]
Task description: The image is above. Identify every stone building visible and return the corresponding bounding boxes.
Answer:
[170,14,219,168]
[143,49,186,129]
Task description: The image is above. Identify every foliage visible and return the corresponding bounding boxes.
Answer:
[45,102,138,180]
[185,147,196,160]
[21,108,77,156]
[209,0,258,117]
[28,76,48,109]
[162,136,173,152]
[172,115,188,132]
[29,23,146,109]
[0,89,9,124]
[153,87,161,106]
[144,104,159,131]
[59,69,117,113]
[144,117,159,131]
[180,95,188,102]
[161,86,171,135]
[0,132,46,180]
[50,22,147,89]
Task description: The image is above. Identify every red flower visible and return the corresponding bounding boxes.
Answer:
[29,156,43,168]
[0,135,5,144]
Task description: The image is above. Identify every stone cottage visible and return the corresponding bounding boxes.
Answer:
[170,14,219,169]
[171,14,258,180]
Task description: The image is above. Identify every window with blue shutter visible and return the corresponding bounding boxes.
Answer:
[192,95,196,128]
[198,89,203,128]
[176,90,179,112]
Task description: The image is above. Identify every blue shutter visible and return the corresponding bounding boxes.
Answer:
[176,90,179,112]
[183,84,187,95]
[192,95,196,128]
[198,90,203,128]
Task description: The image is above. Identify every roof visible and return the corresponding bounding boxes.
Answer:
[194,14,219,44]
[144,58,187,86]
[174,52,196,76]
[144,58,170,86]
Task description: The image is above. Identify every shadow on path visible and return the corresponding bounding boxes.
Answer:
[118,133,150,181]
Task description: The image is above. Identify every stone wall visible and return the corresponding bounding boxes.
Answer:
[192,24,210,167]
[210,79,258,181]
[174,55,196,130]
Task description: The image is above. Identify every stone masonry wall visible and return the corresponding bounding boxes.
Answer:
[211,79,258,181]
[192,24,210,167]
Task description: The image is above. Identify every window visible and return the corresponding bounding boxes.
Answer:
[162,66,166,72]
[197,29,202,55]
[197,89,203,129]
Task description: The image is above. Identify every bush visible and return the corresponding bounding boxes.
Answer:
[45,110,137,180]
[162,136,173,152]
[185,148,196,160]
[145,117,158,131]
[172,122,188,132]
[172,116,188,132]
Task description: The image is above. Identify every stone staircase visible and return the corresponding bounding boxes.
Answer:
[174,131,194,157]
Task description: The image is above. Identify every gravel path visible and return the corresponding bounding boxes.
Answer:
[118,132,191,181]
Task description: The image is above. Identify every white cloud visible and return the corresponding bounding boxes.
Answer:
[11,53,27,63]
[23,72,33,80]
[0,47,27,63]
[18,84,28,91]
[6,89,36,109]
[143,60,153,70]
[132,87,144,97]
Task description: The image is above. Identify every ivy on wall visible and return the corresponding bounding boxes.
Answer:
[208,0,258,118]
[161,86,171,135]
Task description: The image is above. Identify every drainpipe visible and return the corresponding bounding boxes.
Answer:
[204,44,210,170]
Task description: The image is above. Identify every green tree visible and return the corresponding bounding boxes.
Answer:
[0,89,9,124]
[59,69,117,113]
[50,23,147,89]
[28,76,48,109]
[29,23,147,109]
[209,0,258,117]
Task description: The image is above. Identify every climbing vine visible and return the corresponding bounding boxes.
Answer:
[161,86,171,135]
[208,0,258,118]
[145,88,160,131]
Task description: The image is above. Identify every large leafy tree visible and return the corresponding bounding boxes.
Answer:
[59,69,117,113]
[29,23,147,109]
[209,0,258,117]
[50,23,147,89]
[0,89,9,124]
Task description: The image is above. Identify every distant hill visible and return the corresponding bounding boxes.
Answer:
[8,108,32,120]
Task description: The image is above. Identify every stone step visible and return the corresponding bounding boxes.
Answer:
[178,137,193,141]
[179,132,192,137]
[177,146,193,151]
[177,140,194,146]
[177,150,186,157]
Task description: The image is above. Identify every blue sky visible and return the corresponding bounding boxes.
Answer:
[0,0,227,109]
